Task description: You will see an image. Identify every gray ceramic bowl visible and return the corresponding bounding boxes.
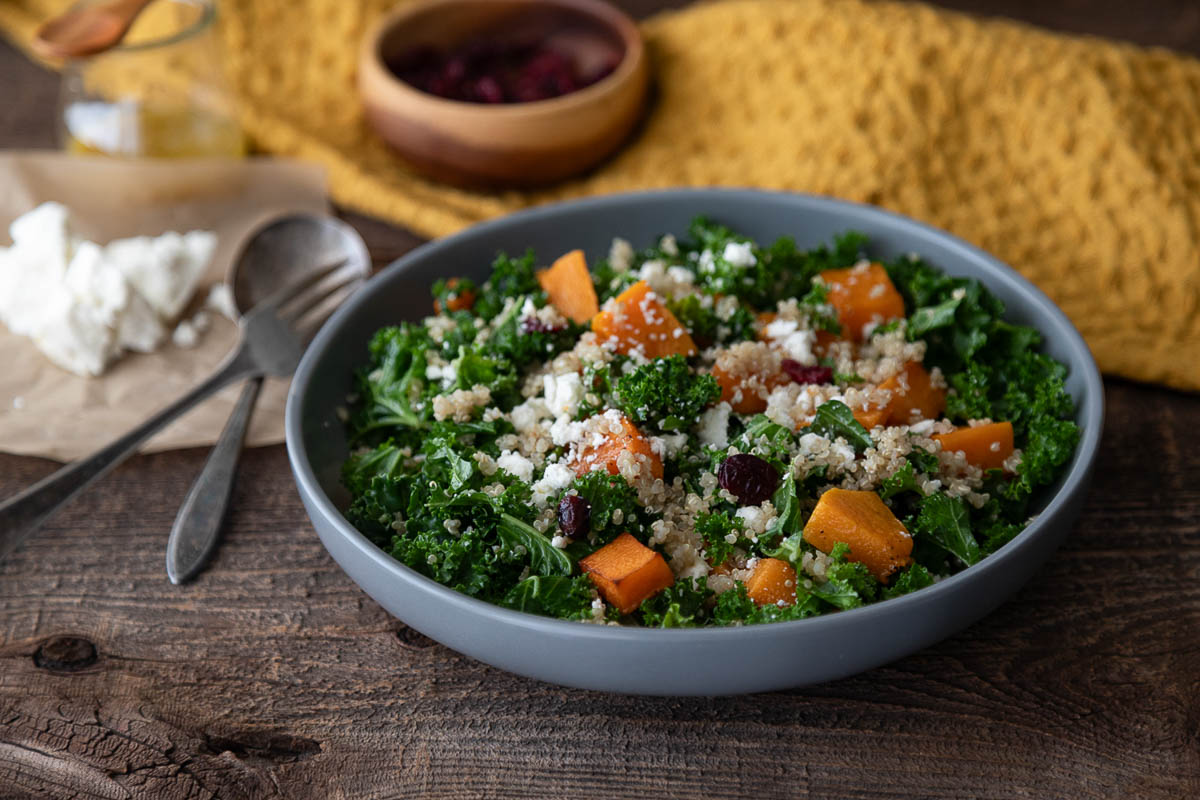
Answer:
[285,190,1103,696]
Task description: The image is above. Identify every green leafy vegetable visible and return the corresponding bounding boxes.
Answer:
[502,576,596,620]
[639,578,711,627]
[812,542,880,609]
[912,494,980,567]
[567,471,645,546]
[615,355,721,432]
[881,563,935,600]
[810,400,873,453]
[695,511,747,568]
[496,513,573,577]
[473,249,541,319]
[667,294,756,345]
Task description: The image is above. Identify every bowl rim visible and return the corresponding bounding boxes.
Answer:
[286,188,1104,643]
[359,0,646,116]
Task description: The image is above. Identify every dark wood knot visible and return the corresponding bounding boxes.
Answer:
[395,625,436,649]
[33,636,98,672]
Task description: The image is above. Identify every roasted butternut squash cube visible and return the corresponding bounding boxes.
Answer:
[819,262,905,340]
[580,533,675,615]
[590,280,697,358]
[803,488,913,581]
[879,361,946,425]
[746,557,798,607]
[570,413,664,480]
[934,421,1015,471]
[433,278,475,313]
[537,249,599,324]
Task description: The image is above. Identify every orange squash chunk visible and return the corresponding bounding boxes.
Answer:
[590,280,697,358]
[934,421,1015,471]
[711,363,788,414]
[580,532,675,615]
[878,361,945,425]
[746,557,799,607]
[803,488,913,581]
[755,311,777,341]
[852,404,890,430]
[819,263,905,341]
[710,341,786,414]
[537,249,599,324]
[433,278,475,313]
[571,414,664,480]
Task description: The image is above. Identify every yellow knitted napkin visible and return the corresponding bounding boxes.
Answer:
[3,0,1198,390]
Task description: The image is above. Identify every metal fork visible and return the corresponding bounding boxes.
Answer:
[0,261,360,565]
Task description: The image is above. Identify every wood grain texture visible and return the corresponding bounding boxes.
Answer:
[2,2,1200,798]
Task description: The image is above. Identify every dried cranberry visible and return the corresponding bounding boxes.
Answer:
[717,454,779,506]
[557,495,591,539]
[781,359,833,386]
[388,38,616,105]
[520,316,564,334]
[472,75,505,104]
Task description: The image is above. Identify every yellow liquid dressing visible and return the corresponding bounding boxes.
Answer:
[64,103,245,159]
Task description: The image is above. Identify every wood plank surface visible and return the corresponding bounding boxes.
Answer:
[2,2,1199,798]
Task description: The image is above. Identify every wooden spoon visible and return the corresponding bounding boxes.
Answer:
[32,0,157,60]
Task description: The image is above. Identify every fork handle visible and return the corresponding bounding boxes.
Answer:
[0,356,257,564]
[165,376,262,584]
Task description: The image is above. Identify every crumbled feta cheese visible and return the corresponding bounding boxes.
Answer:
[204,283,238,321]
[497,450,534,482]
[541,462,575,490]
[543,372,584,417]
[106,229,216,319]
[722,241,757,267]
[0,202,216,376]
[698,402,732,449]
[609,238,634,272]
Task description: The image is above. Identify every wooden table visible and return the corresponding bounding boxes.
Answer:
[2,3,1198,798]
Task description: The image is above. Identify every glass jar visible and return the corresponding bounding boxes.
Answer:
[58,0,244,158]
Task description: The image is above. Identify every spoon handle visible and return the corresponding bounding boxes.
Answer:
[0,353,256,564]
[165,376,262,584]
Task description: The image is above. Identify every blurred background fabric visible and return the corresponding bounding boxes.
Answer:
[1,0,1198,390]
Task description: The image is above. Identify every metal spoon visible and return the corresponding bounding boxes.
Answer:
[165,215,370,584]
[32,0,156,60]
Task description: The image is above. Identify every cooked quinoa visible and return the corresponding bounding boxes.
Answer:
[341,219,1080,627]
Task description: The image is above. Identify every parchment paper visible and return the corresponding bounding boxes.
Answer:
[0,152,329,460]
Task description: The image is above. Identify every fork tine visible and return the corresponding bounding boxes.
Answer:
[294,282,364,342]
[279,271,363,325]
[253,258,349,314]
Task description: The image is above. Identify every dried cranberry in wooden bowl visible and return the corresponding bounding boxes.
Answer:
[358,0,649,187]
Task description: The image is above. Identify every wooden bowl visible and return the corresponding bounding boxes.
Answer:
[358,0,649,187]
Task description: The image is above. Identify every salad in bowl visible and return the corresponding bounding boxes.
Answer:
[340,217,1080,628]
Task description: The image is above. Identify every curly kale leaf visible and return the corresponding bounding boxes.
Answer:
[352,324,432,439]
[695,510,750,568]
[667,294,756,347]
[881,562,935,600]
[639,577,712,628]
[812,542,880,609]
[731,414,796,471]
[343,442,410,540]
[615,355,721,432]
[473,249,542,319]
[495,513,572,577]
[710,582,824,625]
[502,575,596,620]
[810,400,873,453]
[911,493,980,567]
[568,471,645,546]
[481,294,579,368]
[688,218,867,308]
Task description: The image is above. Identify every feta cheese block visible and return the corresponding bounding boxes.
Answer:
[106,230,217,319]
[0,202,217,377]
